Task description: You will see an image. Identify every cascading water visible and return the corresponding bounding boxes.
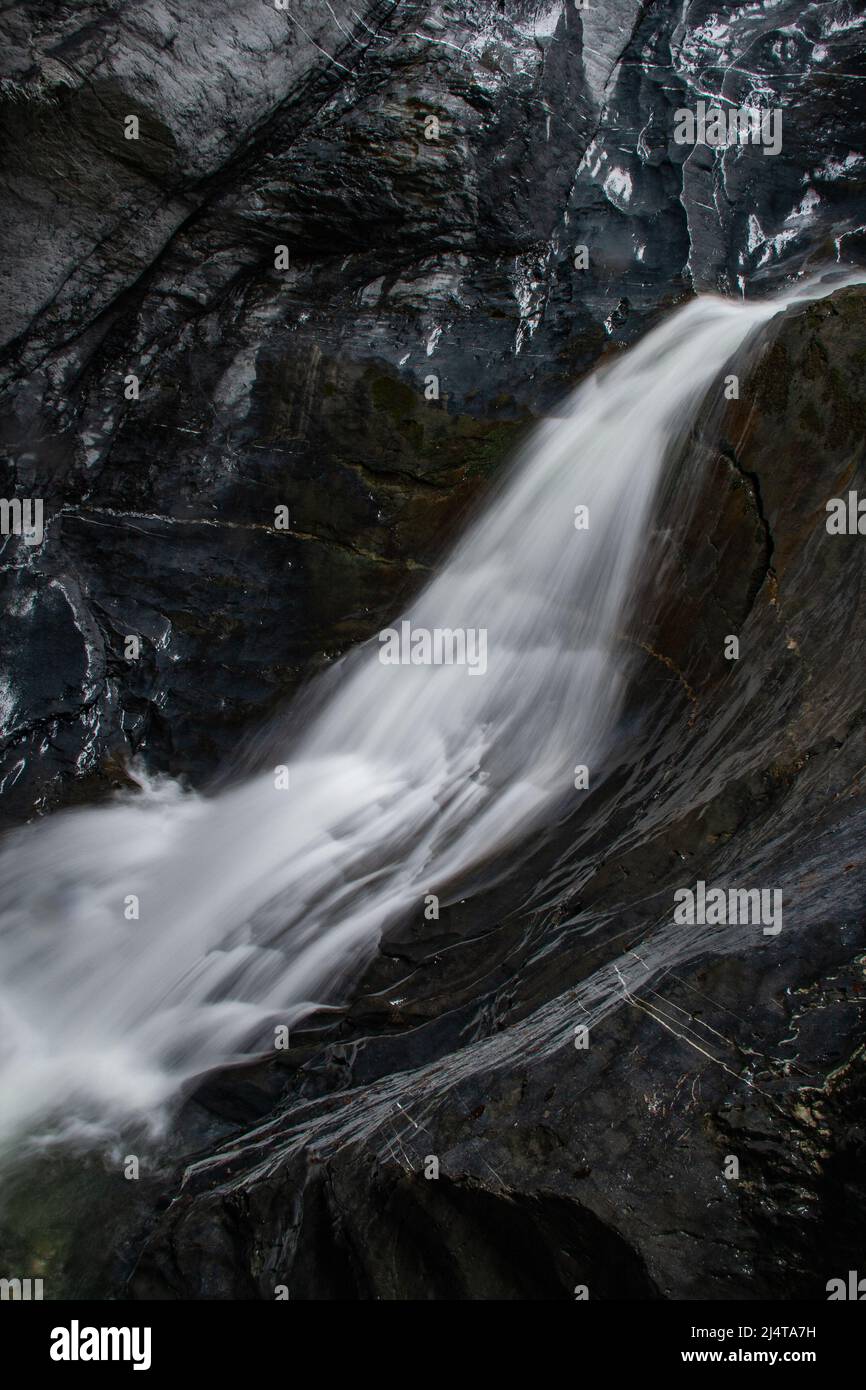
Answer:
[0,273,856,1154]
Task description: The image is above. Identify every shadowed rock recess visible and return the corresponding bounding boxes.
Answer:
[1,1,865,1301]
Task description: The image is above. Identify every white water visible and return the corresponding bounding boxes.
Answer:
[0,274,854,1151]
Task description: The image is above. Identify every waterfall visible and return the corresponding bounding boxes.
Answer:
[0,273,855,1152]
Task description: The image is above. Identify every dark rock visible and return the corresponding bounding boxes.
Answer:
[3,1,864,821]
[128,287,866,1301]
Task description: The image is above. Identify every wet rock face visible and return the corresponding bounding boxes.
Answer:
[2,1,865,821]
[123,286,866,1302]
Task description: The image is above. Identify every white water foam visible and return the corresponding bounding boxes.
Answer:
[0,272,858,1152]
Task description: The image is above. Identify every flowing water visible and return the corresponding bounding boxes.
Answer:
[0,272,857,1154]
